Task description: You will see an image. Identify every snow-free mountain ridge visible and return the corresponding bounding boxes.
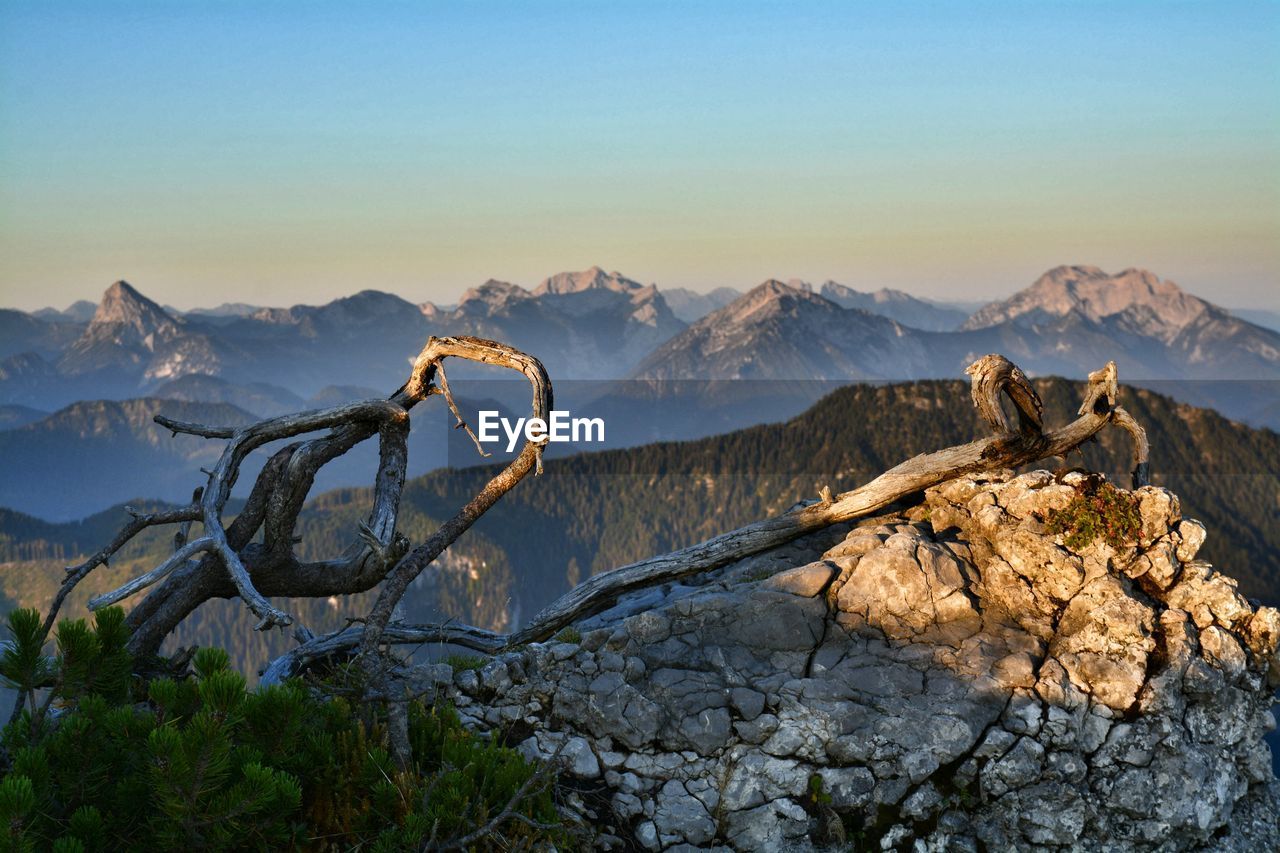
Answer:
[4,265,1279,429]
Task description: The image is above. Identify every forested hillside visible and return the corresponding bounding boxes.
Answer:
[387,378,1280,609]
[2,378,1277,678]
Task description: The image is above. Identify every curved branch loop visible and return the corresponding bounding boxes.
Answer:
[57,335,554,660]
[1110,406,1151,488]
[965,353,1044,437]
[358,337,553,658]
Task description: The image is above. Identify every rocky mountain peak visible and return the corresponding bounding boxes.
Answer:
[90,280,177,335]
[452,279,532,312]
[962,266,1214,339]
[819,280,860,298]
[429,470,1280,850]
[533,266,645,296]
[714,279,833,323]
[54,281,228,381]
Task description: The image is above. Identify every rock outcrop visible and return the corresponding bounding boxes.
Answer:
[416,470,1280,850]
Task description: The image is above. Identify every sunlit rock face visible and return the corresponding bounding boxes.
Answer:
[415,470,1280,851]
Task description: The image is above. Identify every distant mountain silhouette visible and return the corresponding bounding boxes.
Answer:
[4,265,1279,520]
[1,269,689,410]
[817,281,967,331]
[634,280,932,380]
[662,286,741,323]
[639,266,1280,386]
[0,398,258,520]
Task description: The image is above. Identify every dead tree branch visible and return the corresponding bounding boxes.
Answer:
[260,621,505,685]
[55,336,549,663]
[154,414,236,439]
[966,353,1044,436]
[435,362,491,458]
[266,353,1151,676]
[1110,406,1150,488]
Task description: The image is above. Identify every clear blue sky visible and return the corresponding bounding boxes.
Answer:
[1,1,1277,310]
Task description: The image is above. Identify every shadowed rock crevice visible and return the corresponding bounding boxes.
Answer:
[410,470,1279,850]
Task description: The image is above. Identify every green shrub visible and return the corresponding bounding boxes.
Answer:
[0,607,568,851]
[1045,478,1142,551]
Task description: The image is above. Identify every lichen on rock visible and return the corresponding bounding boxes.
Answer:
[413,470,1280,850]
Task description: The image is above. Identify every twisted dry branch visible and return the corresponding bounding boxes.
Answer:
[263,353,1153,682]
[34,336,549,678]
[260,621,505,685]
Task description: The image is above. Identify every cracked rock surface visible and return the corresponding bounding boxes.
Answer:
[420,470,1280,850]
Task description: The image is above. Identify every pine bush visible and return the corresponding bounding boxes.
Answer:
[0,607,568,850]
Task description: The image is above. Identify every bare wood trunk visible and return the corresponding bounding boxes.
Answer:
[264,353,1148,681]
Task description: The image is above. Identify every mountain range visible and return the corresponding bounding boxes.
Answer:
[8,265,1276,396]
[2,263,1279,520]
[635,266,1280,430]
[0,267,689,410]
[641,266,1280,382]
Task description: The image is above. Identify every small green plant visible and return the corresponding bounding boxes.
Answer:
[0,607,567,851]
[804,774,847,846]
[1045,478,1141,551]
[552,626,582,645]
[806,773,832,807]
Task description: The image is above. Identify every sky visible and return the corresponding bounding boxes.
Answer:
[1,1,1277,312]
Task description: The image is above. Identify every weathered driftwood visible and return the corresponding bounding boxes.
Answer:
[262,352,1147,682]
[24,336,550,692]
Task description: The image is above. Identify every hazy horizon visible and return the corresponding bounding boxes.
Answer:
[2,1,1277,312]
